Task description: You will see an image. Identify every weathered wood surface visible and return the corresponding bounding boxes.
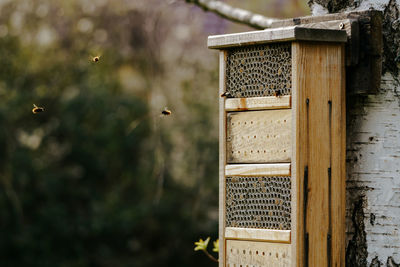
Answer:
[227,109,291,163]
[270,10,382,94]
[225,163,291,177]
[208,26,347,49]
[293,41,346,267]
[225,96,291,111]
[289,18,359,66]
[218,51,227,267]
[225,227,291,243]
[226,240,291,266]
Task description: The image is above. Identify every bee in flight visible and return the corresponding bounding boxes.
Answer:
[32,104,45,114]
[90,55,101,62]
[161,107,172,116]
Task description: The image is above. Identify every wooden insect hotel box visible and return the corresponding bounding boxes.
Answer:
[208,26,347,267]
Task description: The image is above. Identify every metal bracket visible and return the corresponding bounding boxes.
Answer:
[270,10,383,94]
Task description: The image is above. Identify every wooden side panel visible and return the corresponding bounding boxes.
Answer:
[227,109,291,163]
[225,96,291,111]
[293,42,345,267]
[225,228,291,243]
[219,51,227,267]
[226,240,291,267]
[225,163,291,176]
[331,44,346,267]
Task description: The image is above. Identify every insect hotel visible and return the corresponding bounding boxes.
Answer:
[208,26,347,266]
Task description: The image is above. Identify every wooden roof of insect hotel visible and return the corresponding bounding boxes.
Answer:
[208,26,347,49]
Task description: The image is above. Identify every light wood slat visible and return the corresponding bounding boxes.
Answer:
[208,26,346,49]
[218,51,227,267]
[225,163,291,176]
[290,43,299,267]
[225,96,291,111]
[225,227,291,243]
[227,109,291,163]
[226,240,291,266]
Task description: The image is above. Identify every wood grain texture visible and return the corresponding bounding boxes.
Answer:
[225,96,291,111]
[330,43,346,267]
[226,240,291,266]
[225,163,291,177]
[290,43,300,267]
[227,109,291,163]
[208,26,347,49]
[218,51,227,267]
[296,19,359,66]
[225,227,291,243]
[269,10,382,94]
[292,42,346,267]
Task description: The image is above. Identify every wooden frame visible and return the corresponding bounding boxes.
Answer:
[218,51,227,267]
[225,95,291,111]
[210,26,346,267]
[225,163,291,176]
[225,227,291,243]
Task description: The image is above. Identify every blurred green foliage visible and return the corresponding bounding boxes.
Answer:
[0,0,307,266]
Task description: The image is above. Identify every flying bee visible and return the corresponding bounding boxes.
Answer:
[32,104,45,114]
[161,107,172,116]
[90,55,101,62]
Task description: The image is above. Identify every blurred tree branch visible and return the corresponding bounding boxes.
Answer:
[184,0,278,29]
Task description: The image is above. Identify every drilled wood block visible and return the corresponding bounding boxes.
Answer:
[226,240,291,267]
[227,110,291,163]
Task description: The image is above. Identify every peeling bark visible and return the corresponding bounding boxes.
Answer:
[346,197,368,267]
[309,0,356,13]
[370,256,382,266]
[382,0,400,76]
[387,257,400,267]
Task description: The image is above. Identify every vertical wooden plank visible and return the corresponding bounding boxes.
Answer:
[219,50,227,267]
[292,42,307,267]
[291,42,297,267]
[306,43,331,267]
[293,42,345,267]
[331,44,346,267]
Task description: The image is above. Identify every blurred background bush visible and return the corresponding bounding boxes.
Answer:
[0,0,307,266]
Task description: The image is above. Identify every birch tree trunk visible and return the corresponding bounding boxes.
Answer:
[308,1,400,266]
